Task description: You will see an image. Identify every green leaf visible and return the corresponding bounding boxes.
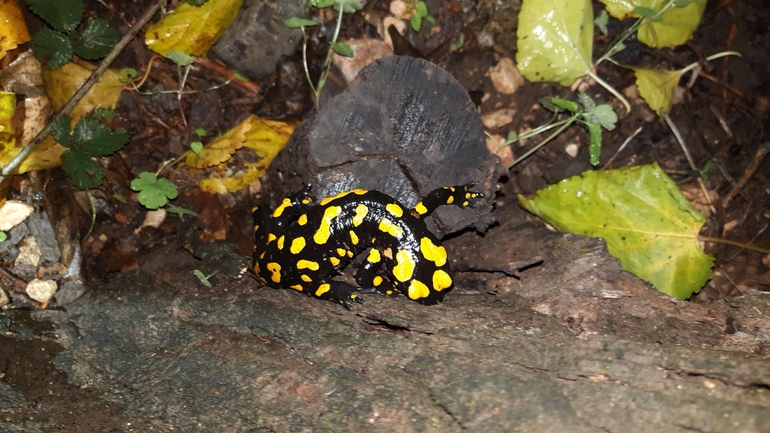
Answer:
[599,0,707,48]
[284,17,317,28]
[578,92,596,111]
[518,163,714,299]
[589,105,618,131]
[92,108,114,121]
[50,115,75,146]
[69,117,128,155]
[506,131,518,143]
[167,50,194,66]
[186,0,208,5]
[331,42,354,57]
[233,71,248,81]
[190,141,203,154]
[516,0,594,86]
[0,232,7,243]
[131,172,178,209]
[585,122,602,166]
[120,68,138,83]
[633,6,660,20]
[310,0,334,7]
[633,67,683,114]
[62,150,103,190]
[31,29,73,69]
[543,97,579,113]
[72,18,119,60]
[332,0,364,13]
[28,0,84,33]
[411,14,422,32]
[416,1,428,17]
[166,205,198,220]
[594,9,609,34]
[111,194,127,203]
[194,128,207,137]
[193,269,213,288]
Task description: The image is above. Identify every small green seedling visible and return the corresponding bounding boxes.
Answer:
[131,172,179,209]
[193,269,218,288]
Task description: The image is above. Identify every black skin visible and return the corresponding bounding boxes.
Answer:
[252,183,484,310]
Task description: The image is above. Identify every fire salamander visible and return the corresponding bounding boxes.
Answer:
[252,183,484,309]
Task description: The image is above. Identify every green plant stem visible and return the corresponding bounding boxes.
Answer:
[313,8,345,108]
[508,113,579,168]
[0,1,162,185]
[678,51,743,75]
[300,27,316,96]
[586,69,631,113]
[505,116,572,148]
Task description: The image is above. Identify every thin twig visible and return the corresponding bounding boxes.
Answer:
[602,126,642,170]
[661,111,698,173]
[0,2,161,184]
[722,141,770,208]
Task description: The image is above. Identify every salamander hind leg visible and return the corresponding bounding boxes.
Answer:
[412,182,484,218]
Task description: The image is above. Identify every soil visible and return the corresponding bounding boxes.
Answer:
[1,0,769,431]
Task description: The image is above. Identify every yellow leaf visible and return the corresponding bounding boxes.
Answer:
[145,0,243,57]
[186,116,252,168]
[0,0,31,60]
[633,67,683,114]
[41,62,123,120]
[598,0,707,48]
[193,115,295,194]
[0,92,13,135]
[0,92,65,174]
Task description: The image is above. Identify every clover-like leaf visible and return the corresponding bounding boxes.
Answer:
[518,163,714,299]
[131,172,179,209]
[516,0,594,86]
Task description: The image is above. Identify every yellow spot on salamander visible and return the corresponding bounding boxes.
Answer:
[367,248,381,263]
[336,248,347,257]
[420,237,447,266]
[414,202,428,215]
[290,285,303,291]
[378,218,403,238]
[290,237,306,254]
[301,274,312,282]
[386,203,403,218]
[298,214,308,226]
[267,262,281,283]
[350,230,359,245]
[297,260,320,271]
[277,235,285,250]
[253,224,259,232]
[447,195,454,204]
[393,250,415,282]
[432,269,452,291]
[330,257,340,266]
[315,283,331,297]
[373,275,383,286]
[267,233,276,243]
[272,198,293,218]
[301,197,312,204]
[313,205,342,244]
[408,280,430,300]
[347,251,353,258]
[259,251,265,259]
[463,201,469,207]
[319,189,366,206]
[352,204,368,227]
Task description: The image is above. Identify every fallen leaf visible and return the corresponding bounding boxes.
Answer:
[0,0,31,60]
[0,199,34,230]
[518,163,714,300]
[516,0,593,86]
[599,0,707,48]
[633,67,683,114]
[145,0,243,57]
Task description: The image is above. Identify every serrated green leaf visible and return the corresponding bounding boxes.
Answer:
[50,115,75,146]
[92,108,114,121]
[131,172,178,209]
[285,17,317,28]
[31,29,73,69]
[518,163,714,299]
[72,18,119,60]
[331,42,354,57]
[167,50,194,66]
[578,92,596,111]
[633,67,683,114]
[586,122,602,166]
[62,150,103,189]
[589,105,618,131]
[516,0,593,86]
[28,0,84,33]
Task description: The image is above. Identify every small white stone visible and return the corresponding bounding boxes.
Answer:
[26,279,58,303]
[488,58,525,95]
[565,143,579,158]
[16,237,43,267]
[0,200,34,231]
